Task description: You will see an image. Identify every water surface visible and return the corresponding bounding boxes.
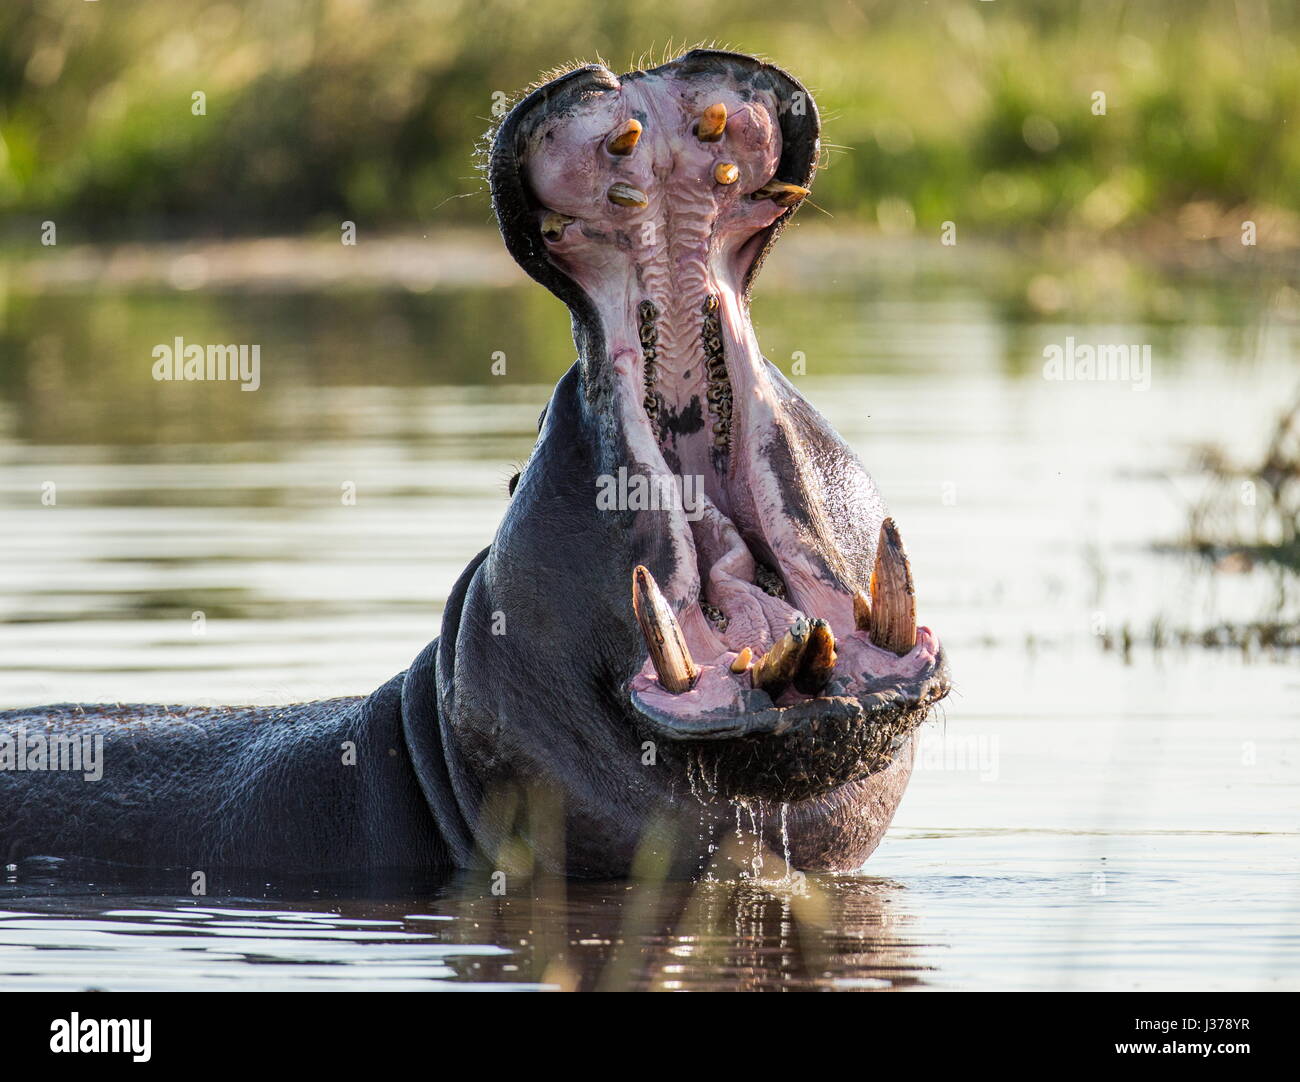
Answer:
[1,236,1296,990]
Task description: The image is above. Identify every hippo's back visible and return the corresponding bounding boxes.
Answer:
[0,674,449,875]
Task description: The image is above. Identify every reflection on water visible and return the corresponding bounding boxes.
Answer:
[0,236,1296,990]
[0,866,924,992]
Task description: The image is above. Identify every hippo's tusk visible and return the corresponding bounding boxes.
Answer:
[632,565,700,692]
[607,182,649,208]
[540,212,574,241]
[606,119,642,156]
[729,646,752,673]
[868,518,917,655]
[793,618,837,695]
[696,102,728,142]
[751,180,811,208]
[713,162,739,185]
[852,588,872,632]
[751,616,810,697]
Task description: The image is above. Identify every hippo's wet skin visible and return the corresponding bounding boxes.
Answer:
[0,51,949,879]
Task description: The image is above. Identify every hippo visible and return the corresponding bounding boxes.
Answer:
[0,50,949,881]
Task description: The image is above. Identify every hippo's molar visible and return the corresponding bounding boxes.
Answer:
[701,295,732,452]
[700,599,729,631]
[754,563,787,599]
[638,299,662,438]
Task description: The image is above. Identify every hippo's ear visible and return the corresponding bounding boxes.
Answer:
[488,64,620,318]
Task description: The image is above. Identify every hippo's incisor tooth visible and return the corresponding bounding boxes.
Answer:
[868,518,917,656]
[751,616,810,697]
[793,618,837,695]
[606,119,642,156]
[751,180,811,208]
[632,565,699,693]
[714,162,739,185]
[540,212,574,241]
[730,646,752,673]
[696,102,727,142]
[607,182,649,208]
[853,588,872,632]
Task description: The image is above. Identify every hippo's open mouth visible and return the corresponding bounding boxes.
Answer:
[496,51,950,804]
[624,453,951,805]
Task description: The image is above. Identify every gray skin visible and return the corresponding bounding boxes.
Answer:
[0,51,948,880]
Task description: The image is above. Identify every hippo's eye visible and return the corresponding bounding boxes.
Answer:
[507,471,520,497]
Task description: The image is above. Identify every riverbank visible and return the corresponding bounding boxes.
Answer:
[4,221,1299,303]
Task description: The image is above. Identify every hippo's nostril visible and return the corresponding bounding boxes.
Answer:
[751,179,811,207]
[713,162,739,185]
[605,119,642,156]
[695,102,727,142]
[607,182,649,208]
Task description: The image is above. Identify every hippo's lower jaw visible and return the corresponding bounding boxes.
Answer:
[634,673,950,805]
[623,422,951,806]
[631,639,949,806]
[625,490,950,806]
[622,428,950,805]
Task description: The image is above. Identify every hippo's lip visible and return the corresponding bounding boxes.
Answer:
[630,642,950,805]
[631,645,950,742]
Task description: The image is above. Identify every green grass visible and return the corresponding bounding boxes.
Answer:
[1,0,1298,238]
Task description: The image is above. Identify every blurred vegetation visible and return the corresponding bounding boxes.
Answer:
[1191,392,1300,573]
[1,0,1298,240]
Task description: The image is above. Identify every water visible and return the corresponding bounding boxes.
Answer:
[0,232,1296,990]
